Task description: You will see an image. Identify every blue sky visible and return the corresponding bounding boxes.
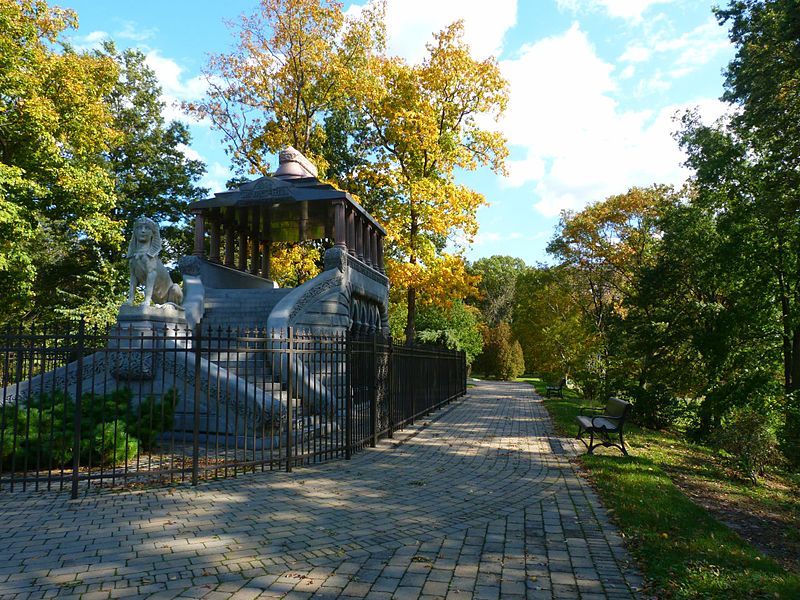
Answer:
[62,0,735,266]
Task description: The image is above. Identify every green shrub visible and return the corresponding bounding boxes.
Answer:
[86,420,139,466]
[507,340,525,380]
[128,391,177,450]
[0,396,74,469]
[624,383,685,429]
[713,405,780,483]
[477,322,525,380]
[414,301,484,368]
[1,388,177,471]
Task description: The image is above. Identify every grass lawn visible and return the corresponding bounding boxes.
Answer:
[520,375,800,600]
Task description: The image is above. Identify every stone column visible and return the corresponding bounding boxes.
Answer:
[334,201,347,251]
[224,211,235,267]
[192,210,205,257]
[355,217,364,262]
[250,206,260,275]
[363,223,372,267]
[347,208,356,257]
[261,208,271,279]
[299,201,308,241]
[370,229,378,271]
[209,209,221,263]
[237,208,248,271]
[377,235,385,274]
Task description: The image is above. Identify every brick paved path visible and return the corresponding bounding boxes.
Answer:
[0,381,644,599]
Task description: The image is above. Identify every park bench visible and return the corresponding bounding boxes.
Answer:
[546,378,566,398]
[575,397,631,455]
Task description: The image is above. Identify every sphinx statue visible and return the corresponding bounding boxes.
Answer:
[125,216,183,306]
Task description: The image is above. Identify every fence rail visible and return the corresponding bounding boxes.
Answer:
[0,322,466,496]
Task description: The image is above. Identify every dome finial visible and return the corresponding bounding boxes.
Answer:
[274,146,318,179]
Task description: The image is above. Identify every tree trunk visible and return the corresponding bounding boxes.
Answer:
[791,328,800,394]
[779,272,792,391]
[405,286,416,346]
[405,210,418,346]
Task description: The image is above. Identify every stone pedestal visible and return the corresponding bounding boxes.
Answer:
[111,304,190,381]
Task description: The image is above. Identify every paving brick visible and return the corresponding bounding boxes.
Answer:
[0,381,641,600]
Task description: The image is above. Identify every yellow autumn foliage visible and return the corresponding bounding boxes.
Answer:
[269,243,322,288]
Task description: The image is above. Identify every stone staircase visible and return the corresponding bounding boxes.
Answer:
[200,287,291,333]
[196,287,342,444]
[199,287,292,389]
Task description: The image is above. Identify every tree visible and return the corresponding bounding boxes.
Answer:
[99,43,207,245]
[0,0,120,326]
[414,300,483,367]
[35,41,209,327]
[468,255,528,326]
[546,185,677,401]
[661,0,800,444]
[269,243,322,288]
[718,0,800,178]
[185,0,384,176]
[631,191,780,430]
[0,2,208,327]
[711,0,800,395]
[42,43,209,326]
[512,266,596,382]
[357,21,508,343]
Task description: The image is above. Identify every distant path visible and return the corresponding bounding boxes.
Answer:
[0,380,643,599]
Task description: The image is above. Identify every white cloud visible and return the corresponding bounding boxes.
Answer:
[70,30,110,51]
[199,162,234,195]
[619,64,635,79]
[144,50,208,101]
[176,143,203,163]
[115,21,157,42]
[637,71,671,95]
[498,23,728,217]
[500,23,617,162]
[69,22,155,51]
[347,0,516,64]
[623,17,731,79]
[556,0,674,23]
[472,231,523,245]
[619,45,651,63]
[504,154,546,188]
[143,50,212,125]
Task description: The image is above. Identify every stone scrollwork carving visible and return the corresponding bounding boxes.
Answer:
[289,274,344,322]
[324,247,388,285]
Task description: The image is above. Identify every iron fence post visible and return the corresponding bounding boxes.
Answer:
[286,327,294,472]
[70,316,86,500]
[410,349,416,424]
[345,332,352,460]
[370,335,378,448]
[462,351,467,395]
[192,324,202,486]
[387,337,394,438]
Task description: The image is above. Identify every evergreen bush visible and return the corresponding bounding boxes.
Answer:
[478,323,525,380]
[0,388,177,471]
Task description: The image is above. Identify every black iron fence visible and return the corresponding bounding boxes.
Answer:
[0,321,466,497]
